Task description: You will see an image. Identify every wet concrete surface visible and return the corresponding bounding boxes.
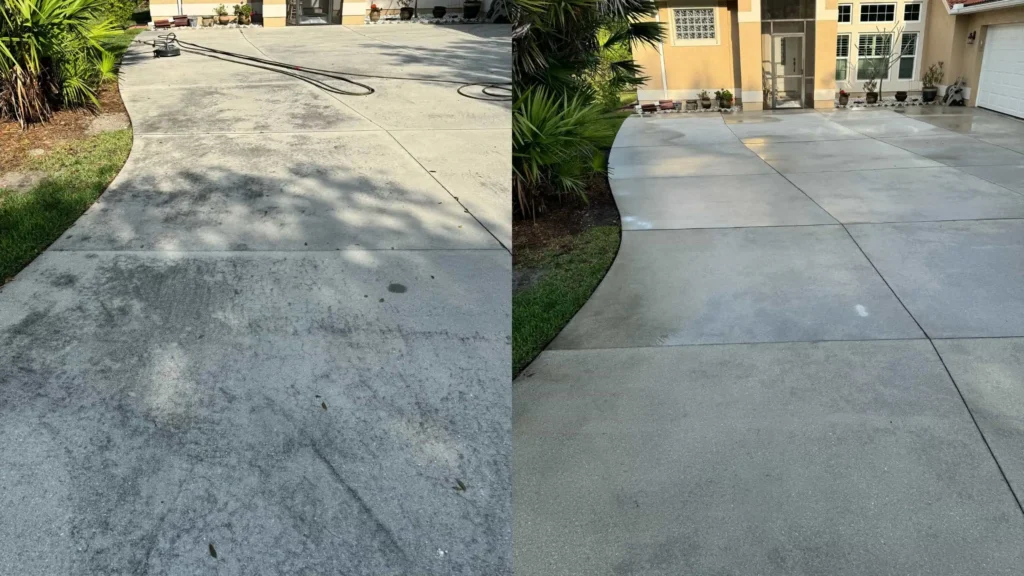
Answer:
[515,108,1024,575]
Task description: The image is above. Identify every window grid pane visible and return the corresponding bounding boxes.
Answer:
[858,34,890,57]
[836,35,849,57]
[838,4,851,22]
[673,8,716,41]
[904,3,921,20]
[901,32,917,54]
[857,58,885,80]
[859,3,895,22]
[898,57,914,79]
[899,33,917,80]
[836,59,848,80]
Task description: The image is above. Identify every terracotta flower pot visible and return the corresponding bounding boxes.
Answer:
[865,92,878,104]
[432,5,446,17]
[922,87,938,103]
[838,94,849,106]
[464,0,481,18]
[700,98,711,109]
[895,91,908,102]
[218,15,230,24]
[400,6,414,19]
[369,9,380,21]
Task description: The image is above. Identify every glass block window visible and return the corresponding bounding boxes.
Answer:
[899,32,918,79]
[838,4,851,23]
[836,34,850,81]
[904,3,921,21]
[857,34,891,80]
[673,8,716,41]
[859,3,895,22]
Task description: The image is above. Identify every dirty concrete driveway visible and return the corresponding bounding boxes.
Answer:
[515,107,1024,575]
[0,25,511,575]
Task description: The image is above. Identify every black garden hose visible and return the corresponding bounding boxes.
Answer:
[141,33,512,101]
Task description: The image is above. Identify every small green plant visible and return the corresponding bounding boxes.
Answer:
[863,78,878,93]
[233,2,252,22]
[698,89,710,100]
[715,89,733,108]
[922,62,944,88]
[513,87,614,219]
[213,3,228,15]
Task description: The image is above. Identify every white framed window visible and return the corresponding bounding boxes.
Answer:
[836,34,850,81]
[838,4,852,23]
[859,3,896,22]
[672,7,717,45]
[857,33,892,80]
[903,2,921,21]
[898,32,918,80]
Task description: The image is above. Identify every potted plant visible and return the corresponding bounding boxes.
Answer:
[233,2,252,24]
[922,62,944,103]
[863,78,878,104]
[369,2,381,21]
[838,89,849,107]
[397,0,414,19]
[433,5,446,17]
[715,88,733,109]
[214,4,230,23]
[698,89,712,110]
[463,0,481,19]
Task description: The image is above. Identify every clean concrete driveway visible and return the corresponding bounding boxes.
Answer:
[514,107,1024,575]
[0,25,510,575]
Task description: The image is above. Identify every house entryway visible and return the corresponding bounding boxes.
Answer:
[761,20,814,110]
[287,0,342,24]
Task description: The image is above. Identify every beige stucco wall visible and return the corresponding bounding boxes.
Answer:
[815,19,839,108]
[921,0,955,72]
[635,0,740,101]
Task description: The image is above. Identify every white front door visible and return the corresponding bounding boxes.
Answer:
[977,24,1024,119]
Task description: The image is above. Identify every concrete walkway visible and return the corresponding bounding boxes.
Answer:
[514,107,1024,575]
[0,26,510,575]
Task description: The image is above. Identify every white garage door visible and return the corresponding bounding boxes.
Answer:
[977,24,1024,119]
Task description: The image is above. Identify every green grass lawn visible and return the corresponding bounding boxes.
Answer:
[513,225,621,375]
[0,30,138,284]
[0,129,133,282]
[512,110,632,376]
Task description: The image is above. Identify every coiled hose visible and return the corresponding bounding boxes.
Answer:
[141,32,512,101]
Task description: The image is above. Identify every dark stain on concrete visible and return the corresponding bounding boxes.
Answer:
[387,283,407,294]
[51,273,78,288]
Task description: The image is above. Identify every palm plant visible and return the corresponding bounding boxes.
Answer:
[513,87,612,219]
[1,0,118,127]
[511,0,664,217]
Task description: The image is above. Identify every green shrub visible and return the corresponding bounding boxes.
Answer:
[511,0,664,216]
[0,0,119,126]
[102,0,138,26]
[513,87,613,218]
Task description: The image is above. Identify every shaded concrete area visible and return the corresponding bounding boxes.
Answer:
[0,24,511,575]
[515,108,1024,575]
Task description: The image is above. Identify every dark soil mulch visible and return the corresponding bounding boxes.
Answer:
[512,174,621,265]
[1,83,128,173]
